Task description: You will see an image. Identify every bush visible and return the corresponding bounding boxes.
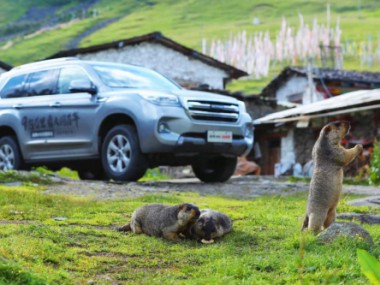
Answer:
[0,258,46,285]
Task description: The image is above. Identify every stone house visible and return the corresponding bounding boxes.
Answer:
[252,66,380,176]
[261,66,380,105]
[47,32,247,90]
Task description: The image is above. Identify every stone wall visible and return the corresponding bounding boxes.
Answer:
[76,42,228,89]
[276,76,324,104]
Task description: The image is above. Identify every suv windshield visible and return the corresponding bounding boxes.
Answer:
[90,63,181,91]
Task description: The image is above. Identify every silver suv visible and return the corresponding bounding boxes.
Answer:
[0,58,253,182]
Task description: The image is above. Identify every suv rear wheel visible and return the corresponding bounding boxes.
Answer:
[0,136,23,171]
[192,156,237,183]
[101,125,147,182]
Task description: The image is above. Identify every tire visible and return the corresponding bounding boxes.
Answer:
[192,156,237,183]
[101,125,147,182]
[0,136,23,171]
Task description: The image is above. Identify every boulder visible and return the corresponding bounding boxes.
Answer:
[317,222,373,245]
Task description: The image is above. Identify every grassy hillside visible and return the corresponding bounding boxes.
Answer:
[0,0,379,93]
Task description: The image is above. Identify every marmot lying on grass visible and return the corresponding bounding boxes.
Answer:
[117,203,200,240]
[186,209,232,244]
[302,121,362,233]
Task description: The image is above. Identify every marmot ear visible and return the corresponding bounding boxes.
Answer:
[179,204,184,210]
[323,125,332,135]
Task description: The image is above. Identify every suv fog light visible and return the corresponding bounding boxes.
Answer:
[158,122,171,133]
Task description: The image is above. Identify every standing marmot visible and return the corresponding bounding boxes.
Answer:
[302,121,363,233]
[117,203,200,240]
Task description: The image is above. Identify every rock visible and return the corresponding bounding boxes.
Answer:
[53,217,67,221]
[347,196,380,207]
[317,222,373,245]
[337,212,380,224]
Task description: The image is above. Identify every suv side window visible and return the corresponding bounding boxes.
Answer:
[27,69,59,96]
[58,67,91,94]
[0,74,27,98]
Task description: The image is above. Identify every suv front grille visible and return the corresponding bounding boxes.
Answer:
[186,100,239,122]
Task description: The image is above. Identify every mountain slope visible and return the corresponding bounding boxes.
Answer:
[0,0,379,93]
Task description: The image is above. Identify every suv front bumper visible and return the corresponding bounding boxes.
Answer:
[137,105,253,156]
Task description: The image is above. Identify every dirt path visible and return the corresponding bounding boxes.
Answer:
[42,176,380,203]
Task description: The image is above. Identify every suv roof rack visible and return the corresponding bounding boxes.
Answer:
[12,57,80,71]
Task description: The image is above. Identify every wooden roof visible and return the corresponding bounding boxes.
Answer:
[254,89,380,124]
[0,60,12,71]
[261,66,380,98]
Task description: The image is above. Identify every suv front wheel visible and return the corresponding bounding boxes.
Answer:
[101,125,147,182]
[192,156,237,183]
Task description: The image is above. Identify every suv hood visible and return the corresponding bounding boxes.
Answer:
[104,88,240,105]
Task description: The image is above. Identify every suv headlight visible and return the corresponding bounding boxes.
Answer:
[138,91,180,106]
[245,124,254,138]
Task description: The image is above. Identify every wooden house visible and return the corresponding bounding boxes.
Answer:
[253,66,380,176]
[255,89,380,176]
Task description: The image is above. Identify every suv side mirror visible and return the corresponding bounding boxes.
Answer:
[69,79,97,95]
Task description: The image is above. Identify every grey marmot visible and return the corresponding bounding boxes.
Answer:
[302,121,363,233]
[186,209,232,243]
[117,203,200,240]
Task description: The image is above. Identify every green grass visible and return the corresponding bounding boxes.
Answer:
[0,0,28,25]
[0,18,101,65]
[32,166,171,182]
[0,182,379,284]
[0,170,60,185]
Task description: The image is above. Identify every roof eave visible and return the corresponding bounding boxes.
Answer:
[0,61,13,71]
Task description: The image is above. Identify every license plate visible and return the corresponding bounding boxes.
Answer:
[207,131,233,143]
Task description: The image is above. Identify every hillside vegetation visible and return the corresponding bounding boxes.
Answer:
[0,0,379,93]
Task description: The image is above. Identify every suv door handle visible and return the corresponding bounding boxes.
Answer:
[49,102,61,108]
[13,104,23,109]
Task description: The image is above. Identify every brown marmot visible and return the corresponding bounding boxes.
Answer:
[117,203,200,240]
[302,121,363,233]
